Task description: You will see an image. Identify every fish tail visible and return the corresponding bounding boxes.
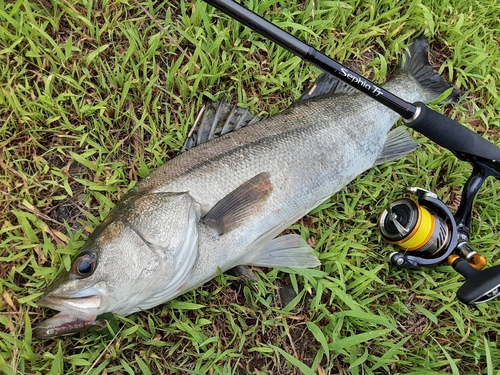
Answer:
[399,39,460,103]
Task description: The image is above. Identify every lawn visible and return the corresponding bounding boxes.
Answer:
[1,0,500,374]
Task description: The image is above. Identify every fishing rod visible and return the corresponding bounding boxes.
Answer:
[202,0,500,304]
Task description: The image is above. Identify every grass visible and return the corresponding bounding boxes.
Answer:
[1,0,500,373]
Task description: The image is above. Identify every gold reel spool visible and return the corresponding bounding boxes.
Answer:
[379,198,450,258]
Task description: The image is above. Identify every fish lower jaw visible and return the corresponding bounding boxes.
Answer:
[33,312,105,339]
[35,294,105,338]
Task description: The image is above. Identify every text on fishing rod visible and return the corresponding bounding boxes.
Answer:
[340,68,383,97]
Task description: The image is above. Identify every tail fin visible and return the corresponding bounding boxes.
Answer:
[400,39,460,103]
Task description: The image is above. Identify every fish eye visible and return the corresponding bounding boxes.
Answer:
[72,253,97,277]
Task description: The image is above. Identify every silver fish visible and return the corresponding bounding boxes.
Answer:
[34,39,458,339]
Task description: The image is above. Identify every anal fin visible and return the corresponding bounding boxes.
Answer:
[374,127,420,166]
[246,234,320,268]
[203,172,273,235]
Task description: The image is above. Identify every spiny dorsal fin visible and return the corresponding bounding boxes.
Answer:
[180,100,265,152]
[202,172,273,235]
[181,73,358,152]
[297,72,357,102]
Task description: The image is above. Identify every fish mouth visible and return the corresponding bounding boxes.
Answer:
[33,311,106,339]
[34,294,105,339]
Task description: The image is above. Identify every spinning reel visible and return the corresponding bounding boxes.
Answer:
[379,157,500,305]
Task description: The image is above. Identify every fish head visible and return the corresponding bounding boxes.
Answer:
[35,192,200,339]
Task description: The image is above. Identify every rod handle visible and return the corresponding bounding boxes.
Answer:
[406,102,500,161]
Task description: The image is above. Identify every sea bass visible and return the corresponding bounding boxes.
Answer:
[34,39,458,338]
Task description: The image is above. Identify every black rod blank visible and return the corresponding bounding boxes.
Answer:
[203,0,416,119]
[202,0,500,161]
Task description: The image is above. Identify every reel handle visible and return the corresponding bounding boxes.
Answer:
[449,256,500,304]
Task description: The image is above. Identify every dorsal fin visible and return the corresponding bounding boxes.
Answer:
[180,100,265,152]
[297,72,357,102]
[180,73,357,153]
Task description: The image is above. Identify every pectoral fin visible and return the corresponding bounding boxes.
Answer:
[203,172,273,235]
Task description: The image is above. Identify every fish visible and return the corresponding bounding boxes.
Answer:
[34,39,458,339]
